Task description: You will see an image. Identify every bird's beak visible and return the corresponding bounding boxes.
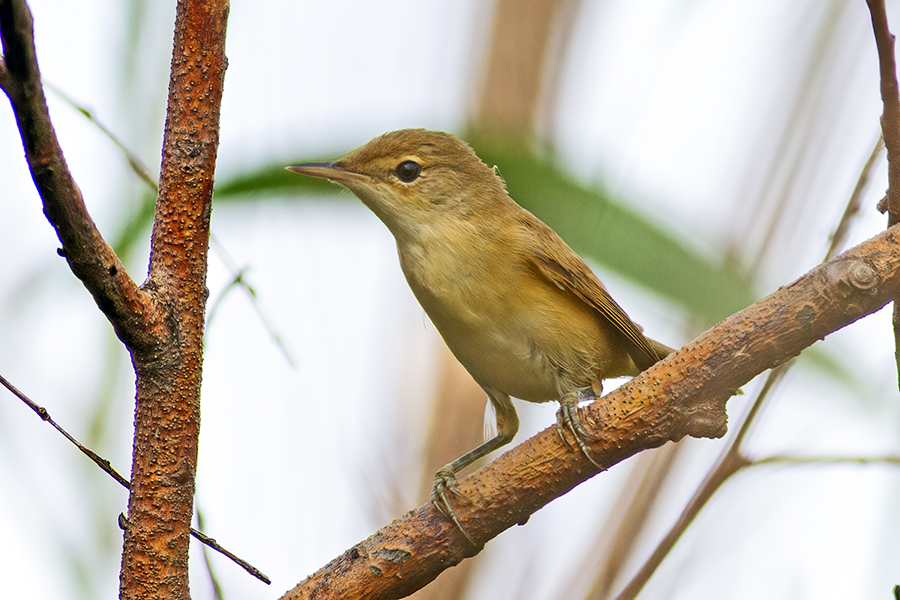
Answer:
[286,161,364,185]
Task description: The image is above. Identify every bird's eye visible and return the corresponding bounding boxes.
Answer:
[395,160,422,183]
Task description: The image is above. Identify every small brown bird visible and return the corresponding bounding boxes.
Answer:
[288,129,673,540]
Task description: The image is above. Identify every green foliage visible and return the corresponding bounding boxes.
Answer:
[470,138,758,324]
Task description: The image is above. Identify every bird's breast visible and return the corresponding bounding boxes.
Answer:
[396,236,625,401]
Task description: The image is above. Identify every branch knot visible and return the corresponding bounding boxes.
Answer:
[848,261,877,290]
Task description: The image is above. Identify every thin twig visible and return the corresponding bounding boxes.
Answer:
[828,134,884,258]
[611,364,789,600]
[0,372,271,585]
[43,81,158,191]
[0,373,131,488]
[195,508,270,589]
[866,0,900,390]
[753,455,900,467]
[867,0,900,225]
[610,60,890,598]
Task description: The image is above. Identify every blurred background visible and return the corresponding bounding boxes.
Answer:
[1,0,899,598]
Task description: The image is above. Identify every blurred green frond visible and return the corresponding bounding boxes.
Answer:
[109,165,339,261]
[214,164,338,200]
[471,137,758,324]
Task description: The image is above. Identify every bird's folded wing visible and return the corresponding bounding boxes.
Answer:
[523,221,661,371]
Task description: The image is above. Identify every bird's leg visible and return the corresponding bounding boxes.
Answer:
[432,433,512,545]
[432,390,519,545]
[556,387,603,468]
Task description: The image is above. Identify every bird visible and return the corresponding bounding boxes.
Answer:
[287,129,673,541]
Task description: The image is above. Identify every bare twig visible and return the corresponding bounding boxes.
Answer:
[610,115,891,600]
[828,134,884,258]
[282,224,900,599]
[611,364,788,600]
[753,455,900,467]
[866,0,900,389]
[0,372,271,585]
[0,0,155,351]
[189,525,270,585]
[194,507,272,589]
[867,0,900,225]
[43,82,158,190]
[0,372,131,488]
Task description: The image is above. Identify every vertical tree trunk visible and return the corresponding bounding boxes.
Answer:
[117,1,229,598]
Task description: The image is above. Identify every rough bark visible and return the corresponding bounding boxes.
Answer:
[119,1,229,598]
[0,0,229,597]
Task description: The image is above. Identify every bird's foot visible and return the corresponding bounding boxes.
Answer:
[555,389,603,468]
[431,465,477,546]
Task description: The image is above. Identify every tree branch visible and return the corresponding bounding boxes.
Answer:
[610,116,888,598]
[0,0,156,351]
[2,0,228,596]
[868,0,900,226]
[612,363,787,600]
[866,0,900,391]
[0,57,10,90]
[118,1,228,598]
[281,226,900,599]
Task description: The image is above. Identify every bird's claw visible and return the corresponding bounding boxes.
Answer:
[555,391,603,469]
[431,466,477,546]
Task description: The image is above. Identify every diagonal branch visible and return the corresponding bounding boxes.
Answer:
[0,372,271,585]
[281,226,900,599]
[0,0,156,351]
[611,363,788,600]
[610,119,890,600]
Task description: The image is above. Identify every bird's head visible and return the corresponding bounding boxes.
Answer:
[287,129,508,238]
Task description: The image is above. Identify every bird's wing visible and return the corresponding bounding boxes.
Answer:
[521,218,661,371]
